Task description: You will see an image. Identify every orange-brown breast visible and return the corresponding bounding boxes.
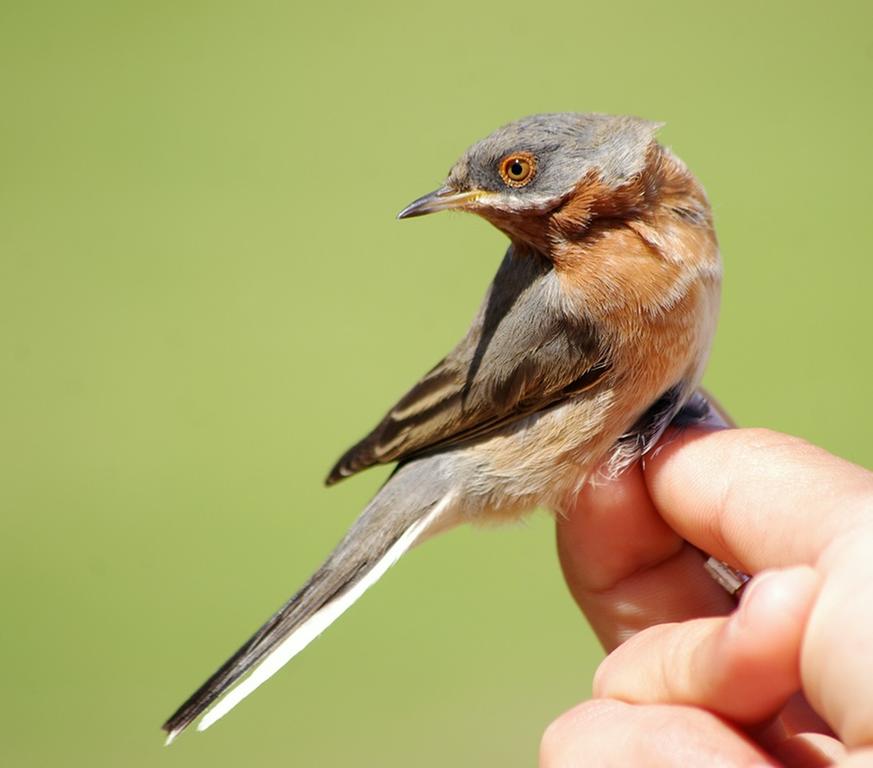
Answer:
[545,142,721,476]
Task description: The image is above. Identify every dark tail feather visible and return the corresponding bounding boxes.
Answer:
[162,461,454,743]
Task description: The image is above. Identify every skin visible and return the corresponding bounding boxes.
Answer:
[541,419,873,767]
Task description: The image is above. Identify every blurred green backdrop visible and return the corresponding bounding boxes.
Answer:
[2,1,871,765]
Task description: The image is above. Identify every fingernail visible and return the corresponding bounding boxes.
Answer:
[734,569,777,629]
[734,567,819,631]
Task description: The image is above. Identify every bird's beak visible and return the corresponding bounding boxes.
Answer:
[397,186,483,219]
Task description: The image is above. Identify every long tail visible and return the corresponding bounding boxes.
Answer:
[162,460,456,744]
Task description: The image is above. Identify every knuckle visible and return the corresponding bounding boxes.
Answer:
[539,710,573,767]
[538,718,563,766]
[591,656,613,698]
[539,700,622,767]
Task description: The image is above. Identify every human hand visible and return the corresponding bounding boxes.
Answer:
[541,422,873,767]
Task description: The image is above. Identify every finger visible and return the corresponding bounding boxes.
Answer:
[558,459,734,650]
[644,426,873,571]
[643,428,873,747]
[767,733,847,768]
[593,566,819,724]
[778,693,837,739]
[836,748,873,767]
[803,528,873,747]
[540,699,778,768]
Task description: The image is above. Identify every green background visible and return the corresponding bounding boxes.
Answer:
[2,1,871,765]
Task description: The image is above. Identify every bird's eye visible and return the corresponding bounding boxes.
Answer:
[498,153,536,188]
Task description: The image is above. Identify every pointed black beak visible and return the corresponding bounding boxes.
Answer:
[397,186,483,219]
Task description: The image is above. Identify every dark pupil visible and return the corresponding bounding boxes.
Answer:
[510,161,524,177]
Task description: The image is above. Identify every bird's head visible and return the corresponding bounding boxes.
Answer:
[398,113,671,251]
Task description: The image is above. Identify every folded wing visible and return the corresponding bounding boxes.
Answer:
[327,247,609,484]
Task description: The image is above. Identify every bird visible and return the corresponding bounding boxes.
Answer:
[162,112,721,743]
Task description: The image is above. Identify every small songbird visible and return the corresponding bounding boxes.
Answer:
[163,112,721,743]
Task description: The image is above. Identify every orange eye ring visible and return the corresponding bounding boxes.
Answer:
[498,152,536,188]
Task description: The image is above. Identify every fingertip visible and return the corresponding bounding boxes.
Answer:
[732,566,820,635]
[711,566,820,721]
[591,567,820,724]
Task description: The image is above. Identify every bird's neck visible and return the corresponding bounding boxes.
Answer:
[541,144,721,321]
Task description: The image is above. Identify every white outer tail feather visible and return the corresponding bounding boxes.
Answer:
[193,492,455,734]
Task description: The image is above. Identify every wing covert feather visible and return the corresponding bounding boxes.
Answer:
[326,248,608,484]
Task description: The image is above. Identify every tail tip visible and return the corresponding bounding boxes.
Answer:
[196,714,216,733]
[324,463,350,486]
[163,728,182,747]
